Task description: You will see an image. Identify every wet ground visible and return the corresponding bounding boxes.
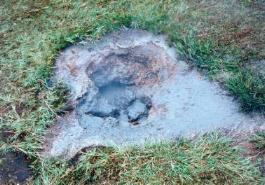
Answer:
[0,152,32,185]
[0,130,32,185]
[43,29,265,158]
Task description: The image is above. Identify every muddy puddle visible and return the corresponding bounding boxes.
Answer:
[43,29,265,158]
[0,130,32,184]
[0,152,32,184]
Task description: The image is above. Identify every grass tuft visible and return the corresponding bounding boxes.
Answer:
[251,131,265,152]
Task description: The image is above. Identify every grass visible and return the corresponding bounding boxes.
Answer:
[251,131,265,152]
[0,0,265,184]
[36,134,262,185]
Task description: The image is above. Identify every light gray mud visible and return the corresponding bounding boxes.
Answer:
[43,29,265,158]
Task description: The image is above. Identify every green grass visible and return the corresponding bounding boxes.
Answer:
[0,0,265,184]
[251,131,265,152]
[35,134,262,185]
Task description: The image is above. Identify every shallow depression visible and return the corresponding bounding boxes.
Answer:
[44,29,264,158]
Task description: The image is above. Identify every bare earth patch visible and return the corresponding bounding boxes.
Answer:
[43,29,265,158]
[0,130,32,184]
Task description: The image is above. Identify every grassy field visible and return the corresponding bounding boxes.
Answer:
[0,0,265,184]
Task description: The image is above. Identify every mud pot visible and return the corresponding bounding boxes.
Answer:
[43,29,265,158]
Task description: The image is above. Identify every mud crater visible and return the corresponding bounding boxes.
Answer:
[76,46,163,128]
[45,29,264,158]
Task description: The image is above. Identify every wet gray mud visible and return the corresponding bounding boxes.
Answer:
[44,29,265,158]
